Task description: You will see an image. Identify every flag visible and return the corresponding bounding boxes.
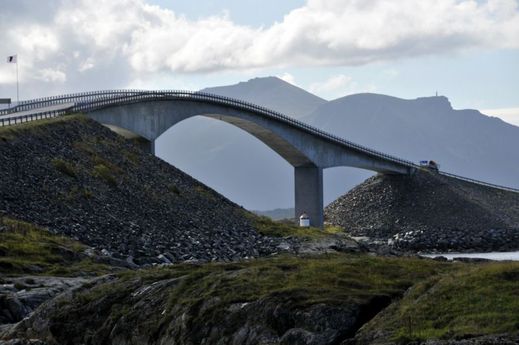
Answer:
[6,55,17,63]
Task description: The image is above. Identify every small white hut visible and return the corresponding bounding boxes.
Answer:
[299,212,310,227]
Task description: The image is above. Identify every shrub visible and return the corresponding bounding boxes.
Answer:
[93,164,117,186]
[168,185,181,195]
[52,158,77,178]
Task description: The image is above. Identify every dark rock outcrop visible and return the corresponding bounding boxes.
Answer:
[349,333,519,345]
[325,171,519,252]
[414,333,519,344]
[0,277,91,325]
[0,340,48,345]
[0,116,285,263]
[2,274,386,345]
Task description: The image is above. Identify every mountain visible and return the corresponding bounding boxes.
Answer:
[157,78,519,212]
[253,208,295,220]
[304,93,519,190]
[202,76,326,117]
[156,77,327,211]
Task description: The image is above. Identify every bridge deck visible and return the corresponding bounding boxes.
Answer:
[1,90,517,196]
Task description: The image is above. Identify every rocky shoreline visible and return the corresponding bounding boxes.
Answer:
[0,276,93,326]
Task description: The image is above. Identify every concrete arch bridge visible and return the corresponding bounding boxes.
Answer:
[3,90,513,227]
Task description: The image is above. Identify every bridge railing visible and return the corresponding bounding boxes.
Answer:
[0,109,69,127]
[437,171,519,193]
[2,89,519,193]
[70,90,419,169]
[0,90,144,115]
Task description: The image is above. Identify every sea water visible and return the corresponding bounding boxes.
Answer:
[422,251,519,261]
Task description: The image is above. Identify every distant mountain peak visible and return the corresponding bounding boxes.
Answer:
[217,76,310,91]
[327,93,454,112]
[247,76,282,82]
[202,76,326,117]
[415,95,452,110]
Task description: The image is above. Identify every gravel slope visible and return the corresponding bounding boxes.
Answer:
[0,116,282,264]
[325,171,519,251]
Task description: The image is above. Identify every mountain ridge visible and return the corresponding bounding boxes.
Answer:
[157,76,519,211]
[202,76,327,117]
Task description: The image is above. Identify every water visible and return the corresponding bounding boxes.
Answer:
[422,251,519,261]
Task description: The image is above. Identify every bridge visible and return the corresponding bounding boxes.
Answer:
[1,90,518,227]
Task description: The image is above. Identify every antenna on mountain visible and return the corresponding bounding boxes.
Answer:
[435,91,438,97]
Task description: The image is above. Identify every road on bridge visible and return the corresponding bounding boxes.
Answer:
[0,103,75,120]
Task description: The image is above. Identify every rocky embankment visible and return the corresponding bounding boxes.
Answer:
[0,116,287,265]
[325,171,519,252]
[2,254,518,345]
[0,254,445,345]
[0,276,92,326]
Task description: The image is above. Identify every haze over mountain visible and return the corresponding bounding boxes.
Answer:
[156,76,519,211]
[156,77,327,210]
[304,93,519,190]
[203,77,326,117]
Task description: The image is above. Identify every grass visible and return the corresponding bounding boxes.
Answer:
[60,253,452,342]
[0,115,81,143]
[168,254,448,305]
[0,217,113,276]
[356,261,519,343]
[51,158,77,178]
[93,164,118,186]
[73,136,130,188]
[0,114,87,136]
[168,184,181,195]
[195,185,216,200]
[67,255,519,342]
[249,214,346,239]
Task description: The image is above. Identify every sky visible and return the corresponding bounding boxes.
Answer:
[0,0,518,124]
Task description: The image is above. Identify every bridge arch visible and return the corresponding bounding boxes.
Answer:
[87,100,319,166]
[80,95,414,227]
[4,90,518,226]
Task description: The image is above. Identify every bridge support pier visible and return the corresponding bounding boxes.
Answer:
[146,139,156,155]
[294,165,323,228]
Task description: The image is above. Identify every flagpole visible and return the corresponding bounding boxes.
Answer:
[16,58,19,105]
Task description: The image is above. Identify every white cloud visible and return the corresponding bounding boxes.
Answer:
[78,59,94,72]
[481,107,519,126]
[36,68,67,83]
[383,69,399,78]
[0,66,17,84]
[308,74,377,99]
[0,0,518,97]
[309,74,352,95]
[277,72,297,86]
[8,25,60,63]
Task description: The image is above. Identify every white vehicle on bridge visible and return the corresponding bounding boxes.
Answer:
[420,160,440,171]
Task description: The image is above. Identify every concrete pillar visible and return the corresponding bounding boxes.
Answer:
[295,165,323,228]
[147,139,156,155]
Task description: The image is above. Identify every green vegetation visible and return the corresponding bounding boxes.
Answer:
[195,185,216,200]
[158,254,449,306]
[52,158,77,178]
[0,115,83,137]
[360,262,519,343]
[93,164,118,186]
[69,253,451,339]
[0,217,113,276]
[63,254,519,342]
[60,186,94,201]
[249,214,346,239]
[168,184,181,195]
